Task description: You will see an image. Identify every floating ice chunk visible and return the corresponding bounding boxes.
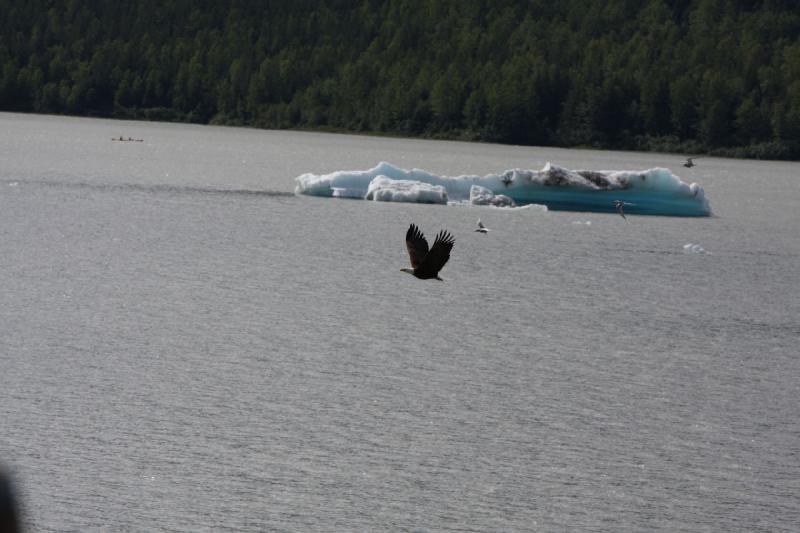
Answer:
[364,176,448,204]
[515,203,549,212]
[469,185,516,207]
[295,161,711,216]
[683,243,708,254]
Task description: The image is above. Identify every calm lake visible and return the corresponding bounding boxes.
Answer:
[1,112,798,532]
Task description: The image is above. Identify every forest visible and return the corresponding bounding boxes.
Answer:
[1,0,799,159]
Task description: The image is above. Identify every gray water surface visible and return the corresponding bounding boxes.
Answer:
[1,112,799,531]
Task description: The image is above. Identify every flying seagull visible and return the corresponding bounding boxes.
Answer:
[474,219,490,234]
[401,223,455,281]
[613,200,635,220]
[684,157,698,168]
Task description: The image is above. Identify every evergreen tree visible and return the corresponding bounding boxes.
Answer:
[0,0,798,158]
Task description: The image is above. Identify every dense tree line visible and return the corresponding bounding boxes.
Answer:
[1,0,799,158]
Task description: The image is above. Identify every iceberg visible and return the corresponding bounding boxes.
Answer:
[294,161,712,216]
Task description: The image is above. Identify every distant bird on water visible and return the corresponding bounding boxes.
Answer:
[613,200,635,220]
[474,219,490,234]
[684,157,698,168]
[401,223,455,281]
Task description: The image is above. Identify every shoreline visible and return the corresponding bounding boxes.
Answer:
[4,109,799,163]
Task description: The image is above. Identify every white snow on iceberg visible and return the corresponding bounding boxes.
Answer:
[469,185,516,207]
[294,161,712,216]
[365,176,448,204]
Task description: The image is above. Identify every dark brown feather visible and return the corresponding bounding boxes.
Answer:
[405,223,429,269]
[416,229,454,278]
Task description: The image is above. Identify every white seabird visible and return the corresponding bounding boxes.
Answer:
[613,200,635,220]
[474,219,490,233]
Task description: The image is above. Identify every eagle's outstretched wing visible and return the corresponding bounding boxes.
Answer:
[416,230,454,278]
[405,223,429,269]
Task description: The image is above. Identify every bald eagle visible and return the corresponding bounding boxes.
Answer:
[401,223,454,280]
